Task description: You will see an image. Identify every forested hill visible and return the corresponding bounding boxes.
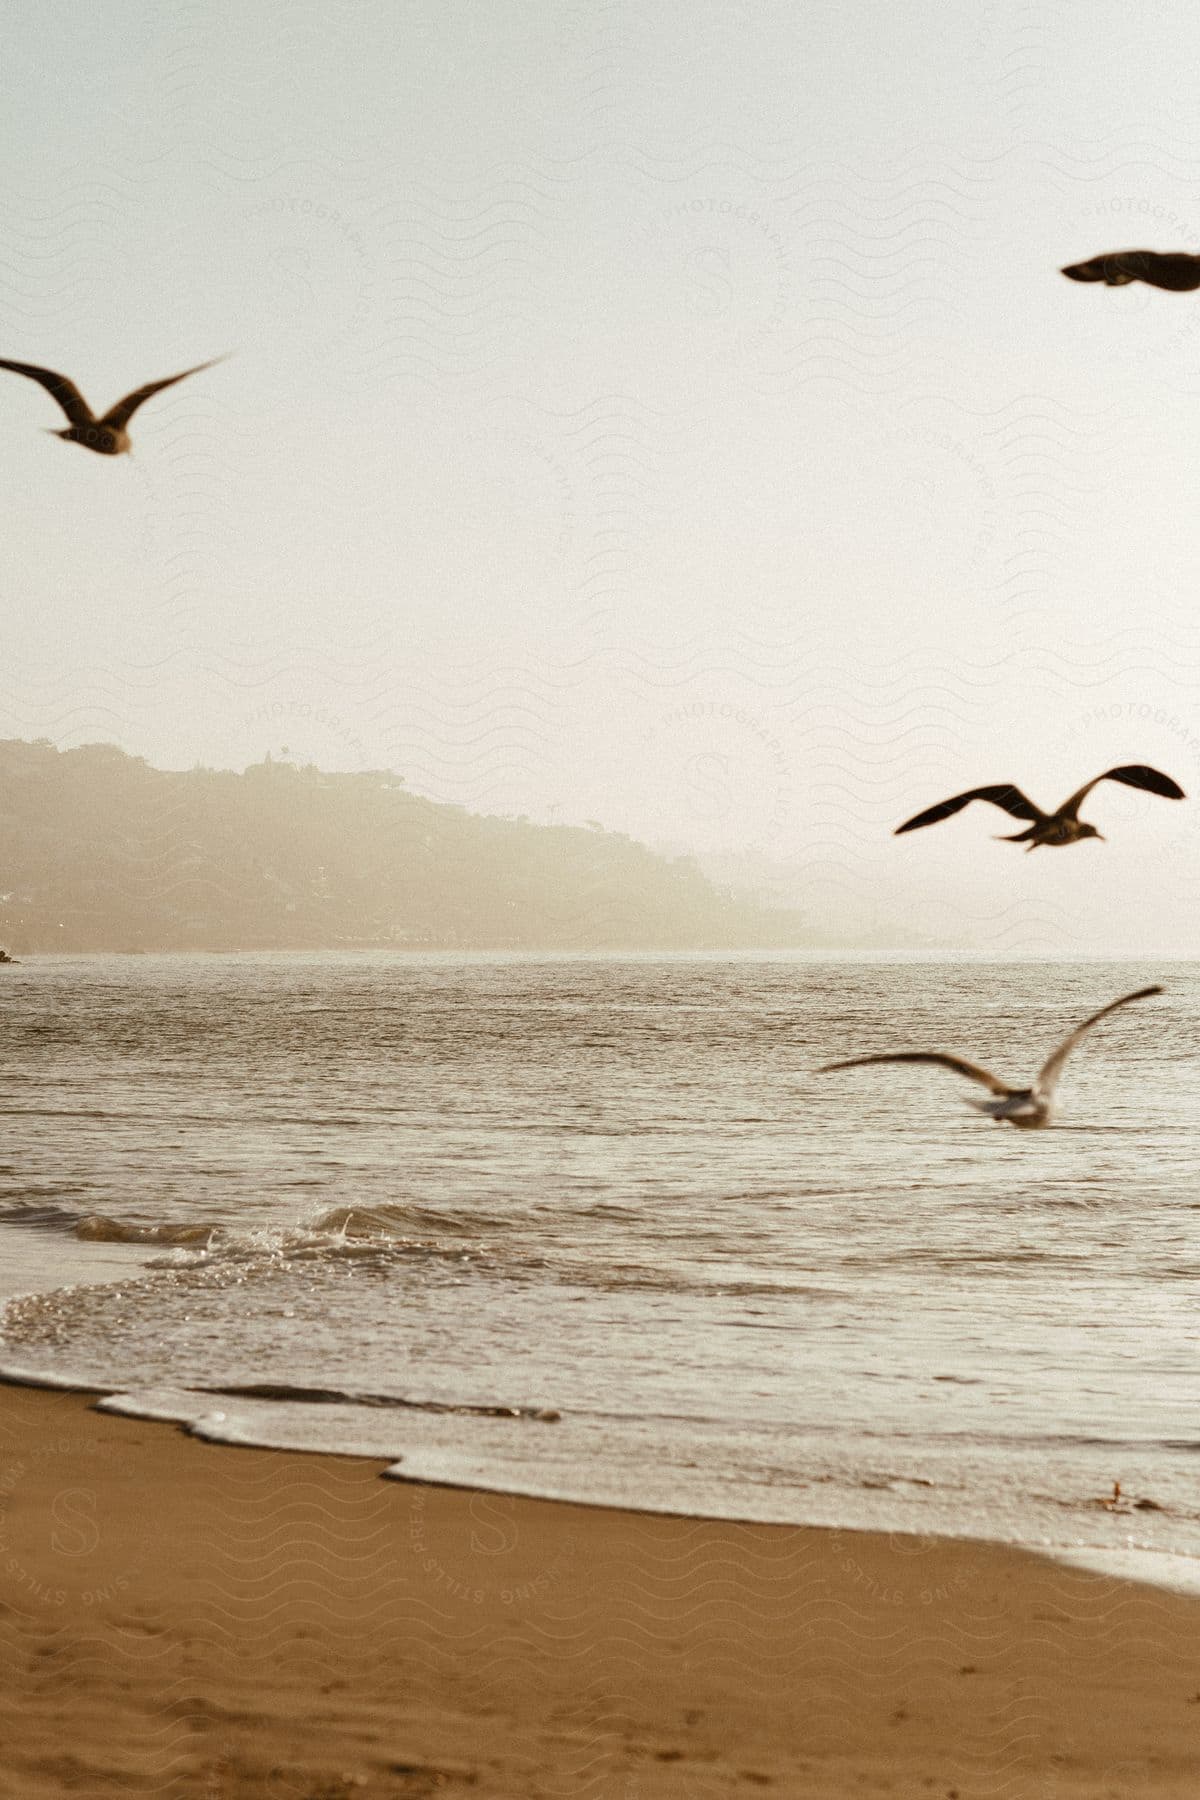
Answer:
[0,740,814,953]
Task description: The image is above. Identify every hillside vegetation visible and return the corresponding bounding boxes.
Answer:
[0,740,811,953]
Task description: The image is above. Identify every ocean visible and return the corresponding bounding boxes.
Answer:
[1,951,1196,1590]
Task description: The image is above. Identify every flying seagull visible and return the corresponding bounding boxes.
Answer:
[0,355,226,456]
[818,985,1162,1129]
[894,764,1184,850]
[1061,250,1200,291]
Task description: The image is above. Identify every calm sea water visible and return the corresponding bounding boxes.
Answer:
[1,952,1197,1585]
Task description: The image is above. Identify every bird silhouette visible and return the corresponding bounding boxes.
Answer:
[894,764,1184,850]
[1061,250,1200,291]
[0,355,226,456]
[818,985,1162,1129]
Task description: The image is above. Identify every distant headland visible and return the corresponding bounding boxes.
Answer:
[0,738,870,955]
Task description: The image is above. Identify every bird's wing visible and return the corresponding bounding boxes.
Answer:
[99,355,226,430]
[1058,764,1186,820]
[0,358,93,426]
[894,785,1043,835]
[817,1051,1010,1095]
[1034,985,1163,1099]
[1061,250,1200,291]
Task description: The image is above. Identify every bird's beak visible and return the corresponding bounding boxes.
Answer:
[1094,833,1105,842]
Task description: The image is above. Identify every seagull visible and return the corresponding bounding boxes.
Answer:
[0,355,226,456]
[894,765,1184,850]
[1061,250,1200,292]
[818,985,1163,1129]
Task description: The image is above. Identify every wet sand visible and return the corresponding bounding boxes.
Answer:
[0,1384,1197,1797]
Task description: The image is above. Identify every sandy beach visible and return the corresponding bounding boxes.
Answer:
[0,1385,1195,1797]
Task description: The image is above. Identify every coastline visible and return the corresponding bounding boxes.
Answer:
[8,1354,1200,1600]
[1,1382,1198,1797]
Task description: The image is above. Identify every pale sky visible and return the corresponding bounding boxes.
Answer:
[3,1,1200,951]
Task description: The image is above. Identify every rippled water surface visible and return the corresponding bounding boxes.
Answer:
[1,952,1197,1576]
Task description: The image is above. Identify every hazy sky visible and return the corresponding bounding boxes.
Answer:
[4,1,1200,951]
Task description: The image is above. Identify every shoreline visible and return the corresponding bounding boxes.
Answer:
[1,1383,1198,1796]
[5,1359,1200,1604]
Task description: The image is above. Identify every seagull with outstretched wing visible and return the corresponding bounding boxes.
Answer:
[1062,250,1200,291]
[0,355,226,456]
[818,986,1163,1128]
[894,764,1184,849]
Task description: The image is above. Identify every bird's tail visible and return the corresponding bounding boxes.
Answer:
[967,1094,1015,1119]
[965,1097,1004,1119]
[994,827,1037,842]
